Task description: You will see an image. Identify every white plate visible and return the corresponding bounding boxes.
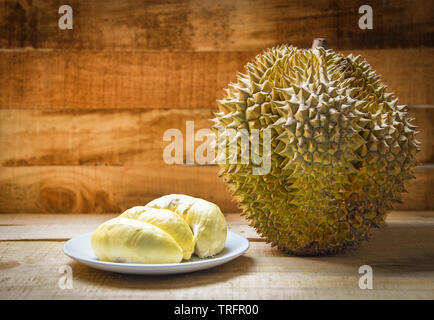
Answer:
[62,231,249,275]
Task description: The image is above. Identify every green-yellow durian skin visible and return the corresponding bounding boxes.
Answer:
[212,45,420,255]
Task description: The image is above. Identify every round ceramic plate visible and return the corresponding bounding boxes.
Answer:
[62,231,249,275]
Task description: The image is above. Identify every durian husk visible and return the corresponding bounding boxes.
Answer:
[212,45,420,255]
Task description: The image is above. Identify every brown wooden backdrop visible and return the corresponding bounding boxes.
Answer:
[0,0,433,213]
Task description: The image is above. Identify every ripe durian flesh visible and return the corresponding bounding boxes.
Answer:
[212,45,420,256]
[91,194,227,263]
[145,194,228,258]
[120,207,195,260]
[91,217,184,264]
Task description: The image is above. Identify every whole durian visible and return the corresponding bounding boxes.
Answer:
[212,43,419,255]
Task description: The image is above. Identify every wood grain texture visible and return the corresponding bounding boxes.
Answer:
[0,0,432,51]
[1,49,433,109]
[0,165,236,214]
[0,108,215,166]
[0,166,432,214]
[0,106,431,167]
[411,107,434,163]
[0,51,251,109]
[394,166,434,211]
[0,212,433,299]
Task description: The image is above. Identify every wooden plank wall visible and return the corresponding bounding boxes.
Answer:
[0,0,433,213]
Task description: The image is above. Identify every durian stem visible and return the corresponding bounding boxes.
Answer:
[312,38,328,49]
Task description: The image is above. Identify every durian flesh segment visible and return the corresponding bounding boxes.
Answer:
[91,217,183,264]
[145,194,228,258]
[213,45,420,255]
[120,207,195,260]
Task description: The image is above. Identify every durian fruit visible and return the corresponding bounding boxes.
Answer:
[91,194,227,264]
[120,206,195,260]
[145,194,227,258]
[91,217,185,264]
[212,44,420,255]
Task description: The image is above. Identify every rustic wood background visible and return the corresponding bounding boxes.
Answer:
[0,0,433,213]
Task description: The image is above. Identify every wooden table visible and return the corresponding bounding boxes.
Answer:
[0,211,433,299]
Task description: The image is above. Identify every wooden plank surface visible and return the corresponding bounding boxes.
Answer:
[0,106,432,166]
[412,106,434,163]
[393,166,434,211]
[0,108,215,166]
[0,0,432,51]
[0,212,433,299]
[0,166,432,214]
[1,49,433,109]
[0,51,250,109]
[0,165,235,213]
